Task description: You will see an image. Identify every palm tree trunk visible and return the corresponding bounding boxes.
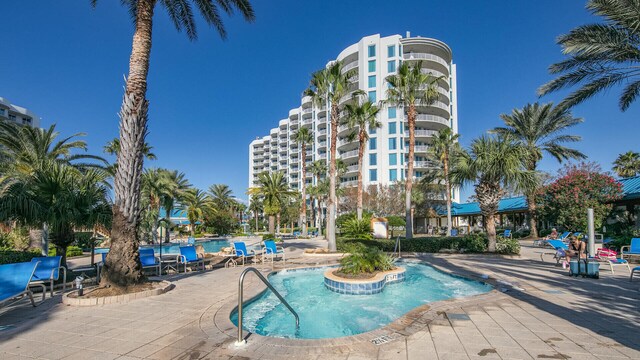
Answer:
[444,153,452,236]
[527,194,538,238]
[101,0,154,287]
[300,146,307,236]
[268,215,275,234]
[276,213,281,234]
[405,104,416,239]
[190,222,195,237]
[486,214,497,252]
[327,102,339,251]
[356,131,365,220]
[318,198,323,238]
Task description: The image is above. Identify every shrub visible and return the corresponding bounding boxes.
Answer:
[262,233,276,240]
[48,246,84,257]
[340,218,372,240]
[339,244,394,275]
[336,211,372,229]
[0,248,43,265]
[496,237,521,255]
[0,228,31,251]
[386,215,406,227]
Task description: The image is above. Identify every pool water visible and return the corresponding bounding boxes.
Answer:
[95,239,230,255]
[231,261,492,339]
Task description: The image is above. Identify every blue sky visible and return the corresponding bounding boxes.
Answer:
[2,1,639,202]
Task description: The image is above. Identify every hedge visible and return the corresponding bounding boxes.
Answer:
[337,233,520,255]
[0,248,43,265]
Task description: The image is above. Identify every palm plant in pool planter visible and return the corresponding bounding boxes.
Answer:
[338,245,395,277]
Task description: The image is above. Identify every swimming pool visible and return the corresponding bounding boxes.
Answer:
[95,239,230,255]
[231,261,492,339]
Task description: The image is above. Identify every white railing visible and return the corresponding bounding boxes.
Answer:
[289,119,299,125]
[405,129,438,137]
[402,52,449,69]
[318,154,327,159]
[317,129,327,135]
[346,165,359,173]
[340,150,358,158]
[318,141,327,147]
[338,138,356,147]
[420,68,447,80]
[341,180,357,187]
[303,118,313,124]
[407,114,450,126]
[414,161,437,168]
[342,61,359,72]
[414,145,430,153]
[302,107,312,114]
[301,96,312,104]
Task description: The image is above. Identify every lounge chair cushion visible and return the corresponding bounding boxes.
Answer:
[139,248,158,267]
[0,262,39,302]
[233,242,252,257]
[179,246,199,262]
[30,256,61,281]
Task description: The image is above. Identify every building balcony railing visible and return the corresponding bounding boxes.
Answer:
[340,150,358,159]
[405,129,438,137]
[345,165,359,173]
[302,118,314,125]
[317,153,327,160]
[302,107,313,114]
[402,52,449,69]
[341,180,357,187]
[342,60,359,73]
[414,160,438,169]
[317,129,327,135]
[406,114,450,126]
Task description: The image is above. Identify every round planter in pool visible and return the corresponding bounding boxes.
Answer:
[323,267,406,295]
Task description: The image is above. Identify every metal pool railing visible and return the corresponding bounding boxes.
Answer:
[236,267,299,344]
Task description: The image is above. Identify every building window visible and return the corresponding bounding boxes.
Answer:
[369,153,377,166]
[389,122,396,134]
[388,107,396,119]
[387,45,395,58]
[368,75,376,88]
[9,114,16,120]
[368,60,376,72]
[389,153,397,166]
[369,138,377,150]
[389,169,397,181]
[368,91,376,103]
[370,127,377,135]
[387,60,396,73]
[368,44,376,57]
[389,138,397,150]
[370,169,377,182]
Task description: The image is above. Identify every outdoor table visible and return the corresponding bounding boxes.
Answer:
[160,255,180,274]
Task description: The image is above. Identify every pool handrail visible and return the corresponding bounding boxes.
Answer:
[236,267,299,344]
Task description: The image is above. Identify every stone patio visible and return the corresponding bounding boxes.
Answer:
[0,239,638,359]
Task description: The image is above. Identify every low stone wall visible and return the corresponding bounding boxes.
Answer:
[61,281,174,306]
[323,267,406,295]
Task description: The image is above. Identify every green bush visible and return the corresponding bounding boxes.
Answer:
[339,244,394,275]
[496,237,521,255]
[262,233,276,240]
[0,228,31,251]
[0,248,42,265]
[336,211,372,229]
[48,245,85,257]
[386,215,406,227]
[340,218,372,240]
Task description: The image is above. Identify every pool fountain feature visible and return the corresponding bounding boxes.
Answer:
[323,267,406,295]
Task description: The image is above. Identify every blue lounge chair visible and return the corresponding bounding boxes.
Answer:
[559,231,572,243]
[178,246,205,272]
[542,240,569,264]
[631,266,640,282]
[263,240,285,266]
[232,242,256,266]
[1,261,44,307]
[139,248,160,275]
[501,229,512,239]
[30,256,66,298]
[621,238,640,260]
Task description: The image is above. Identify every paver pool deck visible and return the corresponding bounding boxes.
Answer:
[0,239,638,359]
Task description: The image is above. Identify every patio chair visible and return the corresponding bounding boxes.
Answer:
[30,256,66,298]
[139,248,160,276]
[594,248,631,274]
[232,242,257,266]
[263,240,285,266]
[621,238,640,260]
[559,231,572,243]
[541,240,569,264]
[631,266,640,282]
[501,229,512,239]
[1,261,45,307]
[178,246,205,272]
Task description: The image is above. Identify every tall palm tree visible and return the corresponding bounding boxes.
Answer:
[450,135,535,252]
[491,102,585,237]
[92,0,255,287]
[247,172,295,234]
[430,127,460,236]
[248,196,263,231]
[208,184,235,210]
[293,127,313,235]
[539,0,640,111]
[141,168,173,244]
[344,99,381,220]
[183,188,210,237]
[304,61,359,251]
[160,169,190,243]
[308,160,327,236]
[103,137,157,160]
[384,60,443,239]
[613,151,640,177]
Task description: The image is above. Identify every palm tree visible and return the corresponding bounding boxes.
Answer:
[103,137,157,160]
[247,172,295,234]
[183,188,210,237]
[308,160,327,236]
[92,0,255,287]
[538,0,640,111]
[304,61,359,251]
[293,127,313,235]
[491,102,585,238]
[430,127,460,236]
[160,169,190,243]
[450,135,535,252]
[384,60,443,239]
[0,162,112,267]
[613,151,640,177]
[248,196,263,231]
[344,99,381,220]
[141,168,174,244]
[209,184,235,210]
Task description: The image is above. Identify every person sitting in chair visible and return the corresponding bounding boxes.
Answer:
[565,236,586,266]
[546,228,558,240]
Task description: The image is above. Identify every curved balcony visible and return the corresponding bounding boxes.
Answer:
[341,180,357,187]
[302,95,312,106]
[407,114,450,127]
[317,153,327,160]
[342,60,359,73]
[403,52,449,75]
[302,118,314,125]
[414,145,431,153]
[414,160,438,169]
[288,109,299,119]
[340,150,358,160]
[405,129,438,138]
[345,165,359,174]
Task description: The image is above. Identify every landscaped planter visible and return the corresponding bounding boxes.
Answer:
[62,280,174,306]
[323,267,405,295]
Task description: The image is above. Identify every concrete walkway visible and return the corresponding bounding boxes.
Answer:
[0,239,638,359]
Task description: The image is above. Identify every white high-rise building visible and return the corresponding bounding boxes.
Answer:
[249,33,459,202]
[0,97,40,128]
